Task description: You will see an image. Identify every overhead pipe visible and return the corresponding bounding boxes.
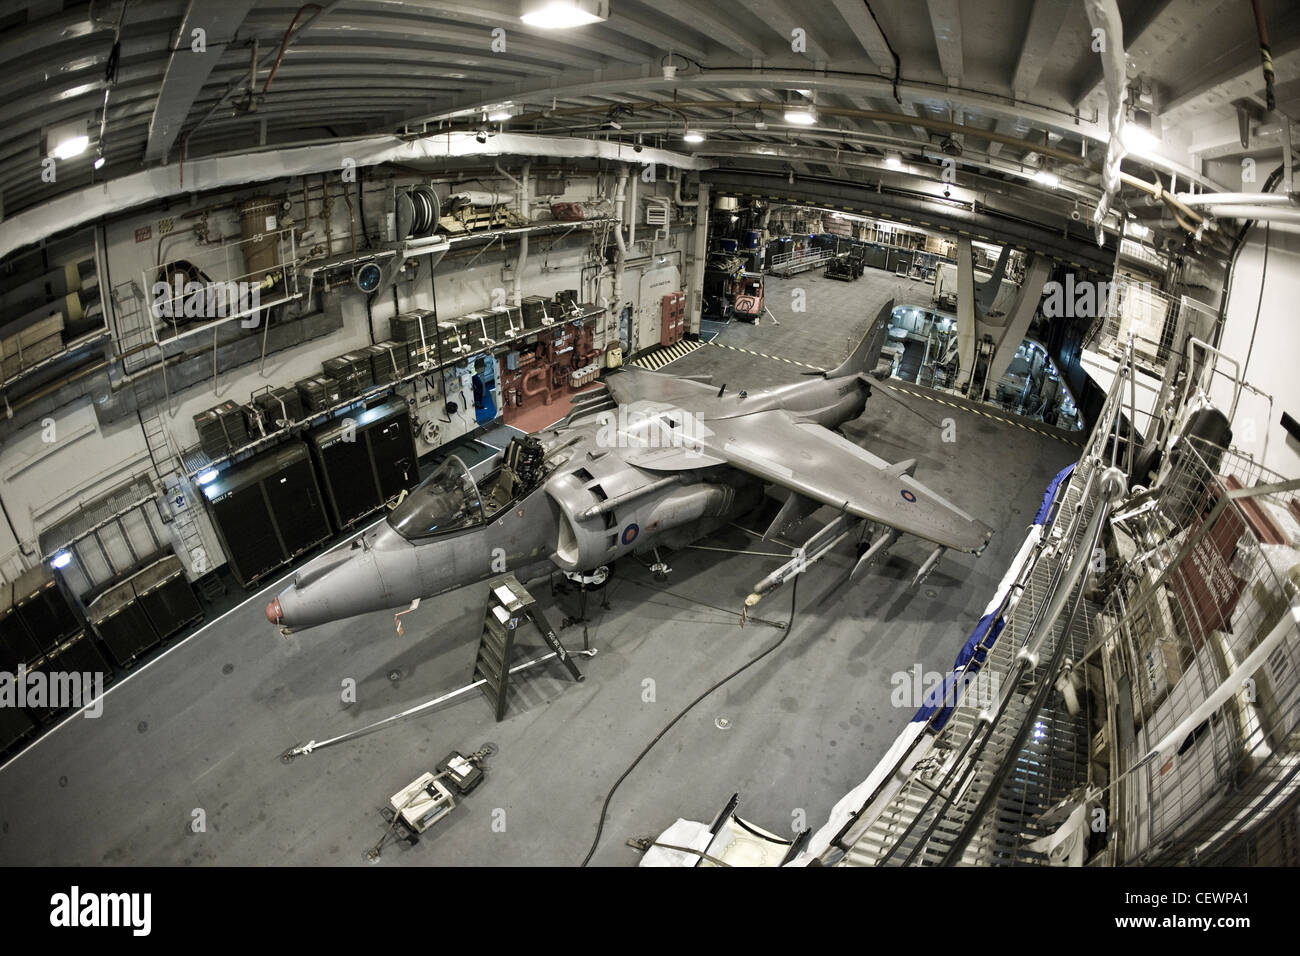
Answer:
[627,162,638,249]
[1176,192,1295,207]
[495,161,530,305]
[434,99,1208,235]
[673,170,700,207]
[1,133,709,262]
[1190,204,1300,224]
[611,168,629,331]
[521,366,552,406]
[612,168,629,257]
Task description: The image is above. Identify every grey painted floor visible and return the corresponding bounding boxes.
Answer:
[0,270,1078,866]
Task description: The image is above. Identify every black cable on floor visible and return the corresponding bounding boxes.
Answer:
[579,577,800,867]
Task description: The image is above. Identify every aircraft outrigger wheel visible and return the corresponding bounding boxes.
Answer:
[650,549,671,582]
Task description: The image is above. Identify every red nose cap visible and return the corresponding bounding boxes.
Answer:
[265,598,282,624]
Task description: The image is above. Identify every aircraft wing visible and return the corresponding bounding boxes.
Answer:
[686,409,993,553]
[604,366,715,406]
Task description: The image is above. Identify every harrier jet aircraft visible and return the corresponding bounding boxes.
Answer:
[265,300,992,632]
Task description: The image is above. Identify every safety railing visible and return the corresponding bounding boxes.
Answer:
[1097,437,1300,865]
[767,248,836,277]
[804,342,1154,866]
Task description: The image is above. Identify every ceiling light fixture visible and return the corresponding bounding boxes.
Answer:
[884,152,903,169]
[1033,169,1059,188]
[487,106,513,122]
[51,551,73,569]
[682,127,704,144]
[1120,108,1159,152]
[783,90,816,126]
[520,0,609,29]
[93,148,106,170]
[46,119,89,160]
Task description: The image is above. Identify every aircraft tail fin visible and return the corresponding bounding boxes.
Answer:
[826,298,894,379]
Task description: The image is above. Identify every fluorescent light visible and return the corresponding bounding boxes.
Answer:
[51,551,72,569]
[1120,120,1157,152]
[1127,221,1151,239]
[46,119,89,160]
[884,153,903,169]
[520,0,608,28]
[51,134,88,160]
[783,107,816,125]
[197,469,219,485]
[683,129,704,143]
[1033,169,1059,188]
[487,108,512,122]
[92,152,105,170]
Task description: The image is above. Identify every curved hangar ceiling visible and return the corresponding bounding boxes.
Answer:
[1,0,1291,260]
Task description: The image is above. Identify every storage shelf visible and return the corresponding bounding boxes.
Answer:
[180,305,605,480]
[296,218,612,275]
[1,327,111,391]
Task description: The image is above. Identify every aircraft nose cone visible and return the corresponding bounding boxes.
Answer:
[265,598,282,624]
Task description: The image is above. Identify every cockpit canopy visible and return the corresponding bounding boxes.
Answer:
[390,456,483,540]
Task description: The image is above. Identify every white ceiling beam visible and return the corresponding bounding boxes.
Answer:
[0,131,712,259]
[601,9,709,62]
[1073,0,1200,110]
[145,2,271,163]
[735,0,830,64]
[398,68,1221,191]
[842,93,908,141]
[1163,35,1300,123]
[650,0,765,59]
[828,0,894,71]
[1011,0,1071,101]
[344,0,654,65]
[237,13,610,71]
[925,0,963,87]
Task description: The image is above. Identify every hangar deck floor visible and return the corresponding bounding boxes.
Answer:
[0,270,1078,866]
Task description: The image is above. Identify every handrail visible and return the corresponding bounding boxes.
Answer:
[1182,336,1242,422]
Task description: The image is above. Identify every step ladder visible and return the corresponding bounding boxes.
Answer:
[475,573,583,721]
[111,281,211,575]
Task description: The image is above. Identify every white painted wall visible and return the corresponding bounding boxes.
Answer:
[1211,228,1300,478]
[0,162,697,586]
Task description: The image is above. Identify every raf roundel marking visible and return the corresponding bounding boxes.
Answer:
[900,489,917,503]
[621,523,640,546]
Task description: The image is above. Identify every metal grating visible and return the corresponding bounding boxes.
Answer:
[825,350,1141,867]
[835,455,1105,866]
[1099,437,1300,865]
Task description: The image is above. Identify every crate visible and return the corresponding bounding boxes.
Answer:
[1,331,63,380]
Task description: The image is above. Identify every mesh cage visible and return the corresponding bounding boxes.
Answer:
[821,363,1300,868]
[1100,436,1300,865]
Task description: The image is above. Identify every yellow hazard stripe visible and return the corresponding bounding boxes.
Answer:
[705,339,823,370]
[628,338,705,370]
[882,382,1083,446]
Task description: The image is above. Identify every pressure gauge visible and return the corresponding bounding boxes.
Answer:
[355,263,381,293]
